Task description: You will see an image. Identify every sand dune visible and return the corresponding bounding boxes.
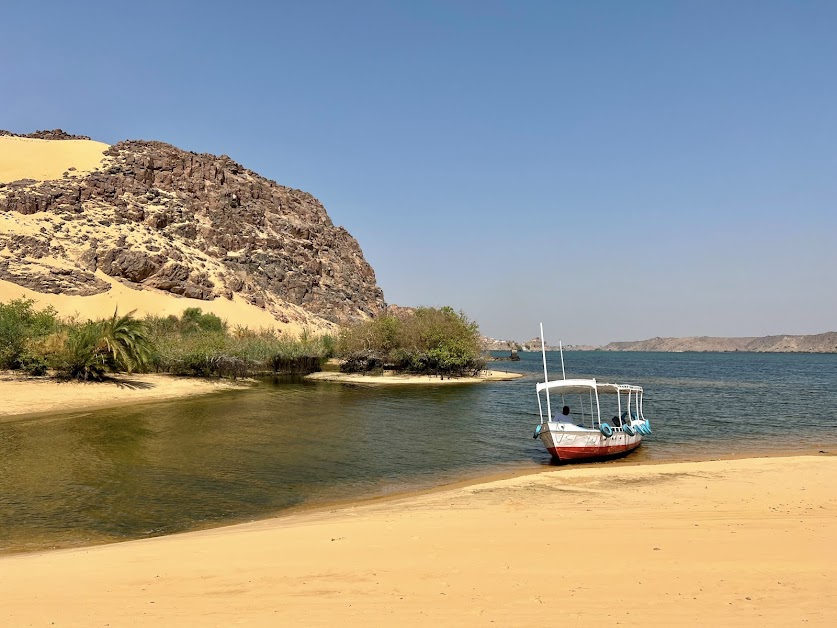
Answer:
[1,455,833,625]
[0,272,330,336]
[0,136,109,183]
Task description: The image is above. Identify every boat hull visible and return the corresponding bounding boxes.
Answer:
[537,422,644,462]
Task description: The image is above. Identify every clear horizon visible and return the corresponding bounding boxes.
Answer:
[2,0,835,345]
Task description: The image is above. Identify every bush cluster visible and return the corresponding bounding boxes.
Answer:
[0,298,59,374]
[0,299,333,380]
[148,320,333,378]
[337,306,485,377]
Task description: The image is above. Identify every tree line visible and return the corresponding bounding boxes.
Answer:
[0,299,333,380]
[0,299,484,380]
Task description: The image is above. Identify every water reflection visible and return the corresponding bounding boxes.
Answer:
[1,351,835,554]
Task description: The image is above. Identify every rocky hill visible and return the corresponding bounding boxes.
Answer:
[0,130,384,330]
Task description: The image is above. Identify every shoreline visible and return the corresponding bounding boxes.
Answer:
[2,447,831,559]
[0,372,254,423]
[1,454,834,624]
[0,368,525,422]
[305,368,524,385]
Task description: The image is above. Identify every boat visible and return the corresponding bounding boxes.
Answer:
[533,325,651,462]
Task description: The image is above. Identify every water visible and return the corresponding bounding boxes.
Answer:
[1,351,835,554]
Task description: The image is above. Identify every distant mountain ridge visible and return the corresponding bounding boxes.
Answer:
[482,332,837,353]
[598,333,837,353]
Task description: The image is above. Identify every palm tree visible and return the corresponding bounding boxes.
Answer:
[98,309,153,374]
[62,309,154,380]
[64,322,109,381]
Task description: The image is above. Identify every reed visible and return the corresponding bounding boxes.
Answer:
[0,300,333,379]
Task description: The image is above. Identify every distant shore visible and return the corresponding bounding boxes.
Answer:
[1,455,833,625]
[483,330,837,354]
[0,372,252,422]
[305,369,524,385]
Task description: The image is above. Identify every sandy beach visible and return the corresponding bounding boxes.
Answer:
[1,454,834,625]
[305,369,524,384]
[0,373,251,421]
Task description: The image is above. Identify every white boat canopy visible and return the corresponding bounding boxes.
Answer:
[535,378,643,395]
[534,325,647,428]
[535,378,645,427]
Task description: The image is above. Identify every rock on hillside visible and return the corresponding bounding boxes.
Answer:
[480,336,563,352]
[0,129,92,140]
[481,337,519,351]
[0,131,384,326]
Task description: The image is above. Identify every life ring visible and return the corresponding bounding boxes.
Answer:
[643,419,651,434]
[600,423,613,437]
[622,424,635,436]
[533,424,542,439]
[637,422,650,435]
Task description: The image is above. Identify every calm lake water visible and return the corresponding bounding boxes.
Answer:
[1,351,836,554]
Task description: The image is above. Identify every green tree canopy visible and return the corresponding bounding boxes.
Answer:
[337,306,484,376]
[0,298,58,370]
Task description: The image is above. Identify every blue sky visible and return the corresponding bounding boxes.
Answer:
[2,0,835,344]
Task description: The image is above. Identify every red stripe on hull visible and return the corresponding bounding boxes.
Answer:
[547,440,641,461]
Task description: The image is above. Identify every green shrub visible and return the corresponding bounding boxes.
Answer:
[180,308,226,334]
[0,299,333,380]
[337,306,485,377]
[150,331,227,376]
[0,298,58,369]
[149,325,331,377]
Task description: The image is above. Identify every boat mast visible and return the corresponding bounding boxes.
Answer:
[540,323,552,422]
[559,340,566,380]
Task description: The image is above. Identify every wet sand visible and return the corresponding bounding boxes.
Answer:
[1,455,834,625]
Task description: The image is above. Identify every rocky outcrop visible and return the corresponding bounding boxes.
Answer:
[0,259,110,296]
[481,336,519,351]
[0,133,385,324]
[0,129,92,140]
[480,336,563,352]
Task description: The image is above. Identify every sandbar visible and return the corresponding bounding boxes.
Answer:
[1,455,834,625]
[0,373,252,422]
[305,369,524,384]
